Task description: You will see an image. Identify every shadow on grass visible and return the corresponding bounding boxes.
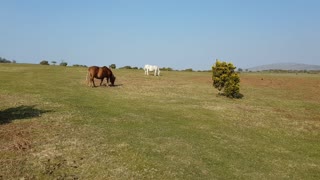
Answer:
[0,105,52,124]
[94,84,123,87]
[110,84,123,87]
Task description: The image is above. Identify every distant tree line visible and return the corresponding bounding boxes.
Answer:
[160,67,174,71]
[239,69,320,74]
[116,65,214,72]
[73,64,87,67]
[182,68,193,72]
[40,60,70,66]
[119,66,139,69]
[0,57,16,63]
[260,69,320,73]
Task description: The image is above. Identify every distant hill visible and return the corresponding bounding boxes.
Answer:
[248,63,320,71]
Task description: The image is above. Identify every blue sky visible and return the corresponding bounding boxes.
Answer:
[1,0,319,70]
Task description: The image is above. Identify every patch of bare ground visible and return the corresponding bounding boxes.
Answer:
[0,94,82,179]
[0,113,89,179]
[241,74,320,102]
[0,120,49,179]
[0,94,51,152]
[0,122,33,152]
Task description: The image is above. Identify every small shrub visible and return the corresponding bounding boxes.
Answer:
[60,62,68,66]
[0,57,11,63]
[73,64,87,67]
[109,64,116,69]
[160,67,173,71]
[40,60,49,65]
[119,66,133,69]
[183,68,193,72]
[212,60,243,98]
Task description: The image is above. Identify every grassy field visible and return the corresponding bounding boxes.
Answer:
[0,63,319,179]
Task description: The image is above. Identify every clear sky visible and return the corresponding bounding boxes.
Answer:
[1,0,319,70]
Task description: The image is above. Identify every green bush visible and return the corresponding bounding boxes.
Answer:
[160,67,173,71]
[119,66,133,69]
[0,57,11,63]
[109,64,116,69]
[212,60,243,98]
[73,64,87,67]
[40,60,49,65]
[60,62,68,66]
[183,68,193,72]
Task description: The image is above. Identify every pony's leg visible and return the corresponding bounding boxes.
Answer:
[154,70,156,76]
[106,77,110,86]
[100,79,104,86]
[91,78,96,87]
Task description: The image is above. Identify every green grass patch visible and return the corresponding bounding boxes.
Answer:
[1,64,320,179]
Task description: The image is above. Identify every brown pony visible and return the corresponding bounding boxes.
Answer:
[86,66,116,87]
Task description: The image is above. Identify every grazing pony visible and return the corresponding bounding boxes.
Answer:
[86,66,116,87]
[144,64,160,76]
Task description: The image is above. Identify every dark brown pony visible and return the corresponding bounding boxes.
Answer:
[86,66,116,87]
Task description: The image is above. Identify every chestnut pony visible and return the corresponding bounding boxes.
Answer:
[86,66,116,87]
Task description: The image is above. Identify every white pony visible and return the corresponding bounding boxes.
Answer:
[144,64,160,76]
